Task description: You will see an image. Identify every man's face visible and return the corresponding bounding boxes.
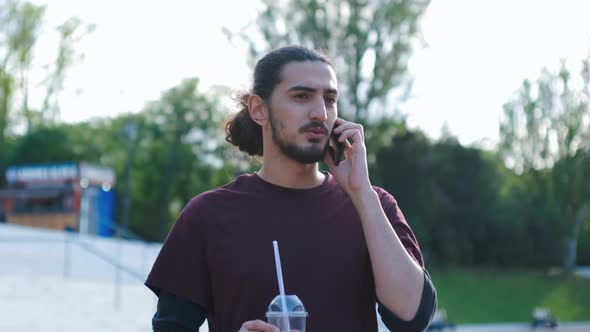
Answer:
[266,61,338,164]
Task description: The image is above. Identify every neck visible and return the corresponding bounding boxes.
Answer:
[258,153,325,189]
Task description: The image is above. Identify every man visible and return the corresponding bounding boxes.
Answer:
[146,46,436,332]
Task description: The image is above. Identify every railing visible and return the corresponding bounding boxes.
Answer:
[0,222,159,311]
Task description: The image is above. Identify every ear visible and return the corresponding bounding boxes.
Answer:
[247,94,268,126]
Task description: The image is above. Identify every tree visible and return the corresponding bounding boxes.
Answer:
[131,79,230,240]
[0,1,43,155]
[0,68,14,164]
[233,0,430,124]
[2,1,44,133]
[40,17,94,125]
[551,149,590,268]
[372,126,516,266]
[0,1,91,145]
[9,125,79,164]
[500,56,590,270]
[370,126,433,250]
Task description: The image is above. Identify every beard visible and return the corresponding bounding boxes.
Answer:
[268,105,330,164]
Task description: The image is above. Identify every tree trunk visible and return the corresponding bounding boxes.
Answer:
[158,161,173,242]
[564,203,588,270]
[158,120,183,241]
[0,70,13,155]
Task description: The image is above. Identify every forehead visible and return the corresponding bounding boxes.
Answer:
[277,61,338,92]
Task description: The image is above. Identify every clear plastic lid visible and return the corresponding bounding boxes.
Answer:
[265,295,308,317]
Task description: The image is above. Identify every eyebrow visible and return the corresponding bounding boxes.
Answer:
[287,85,338,95]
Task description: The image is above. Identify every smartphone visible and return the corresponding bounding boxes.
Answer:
[330,127,345,166]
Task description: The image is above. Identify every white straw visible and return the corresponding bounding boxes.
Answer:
[273,241,291,332]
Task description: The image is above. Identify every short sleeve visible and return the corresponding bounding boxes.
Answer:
[375,187,425,268]
[145,197,211,310]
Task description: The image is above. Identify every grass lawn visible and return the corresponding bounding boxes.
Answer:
[429,268,590,324]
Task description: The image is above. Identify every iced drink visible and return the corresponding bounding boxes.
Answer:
[266,295,308,332]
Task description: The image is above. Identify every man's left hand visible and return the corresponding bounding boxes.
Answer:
[324,118,372,196]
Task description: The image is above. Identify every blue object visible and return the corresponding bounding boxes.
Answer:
[97,188,115,237]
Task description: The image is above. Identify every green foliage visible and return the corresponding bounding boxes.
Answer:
[42,17,94,123]
[372,127,516,266]
[0,1,39,149]
[0,0,90,140]
[123,78,235,241]
[237,0,430,123]
[500,56,590,269]
[9,125,78,164]
[578,227,590,265]
[0,135,15,187]
[501,169,566,267]
[431,268,590,323]
[369,123,587,268]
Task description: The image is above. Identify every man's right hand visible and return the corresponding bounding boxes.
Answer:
[238,320,280,332]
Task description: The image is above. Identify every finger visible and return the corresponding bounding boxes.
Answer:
[242,319,279,332]
[333,121,363,135]
[334,117,346,127]
[338,128,364,145]
[241,320,280,332]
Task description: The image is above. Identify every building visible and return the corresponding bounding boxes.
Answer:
[0,162,115,236]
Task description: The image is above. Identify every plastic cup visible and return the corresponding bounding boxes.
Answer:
[266,295,308,332]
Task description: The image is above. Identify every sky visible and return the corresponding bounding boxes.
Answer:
[30,0,590,147]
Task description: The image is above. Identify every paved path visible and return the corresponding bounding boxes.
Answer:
[450,322,590,332]
[2,224,589,331]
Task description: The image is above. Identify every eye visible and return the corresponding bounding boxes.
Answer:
[294,93,309,101]
[325,96,337,105]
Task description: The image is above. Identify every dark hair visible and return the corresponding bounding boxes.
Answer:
[225,46,332,156]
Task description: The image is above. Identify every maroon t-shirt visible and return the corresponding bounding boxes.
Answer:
[146,172,423,332]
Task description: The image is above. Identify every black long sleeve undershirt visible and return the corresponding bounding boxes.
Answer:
[152,292,207,332]
[377,270,437,332]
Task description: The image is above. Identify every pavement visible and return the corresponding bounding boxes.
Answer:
[452,322,590,332]
[1,223,589,331]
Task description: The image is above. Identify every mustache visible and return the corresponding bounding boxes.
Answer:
[299,122,329,134]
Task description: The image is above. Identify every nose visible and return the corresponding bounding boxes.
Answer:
[309,96,327,121]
